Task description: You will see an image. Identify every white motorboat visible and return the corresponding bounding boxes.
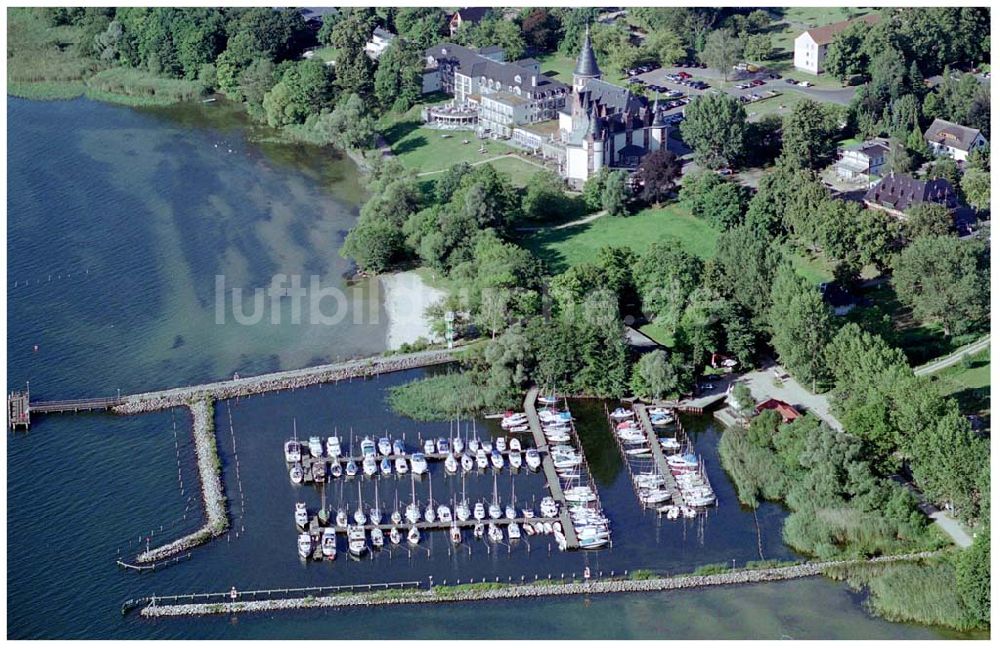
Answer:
[378,437,392,457]
[508,425,529,433]
[578,535,608,549]
[321,527,337,560]
[380,457,392,477]
[345,458,358,477]
[490,449,504,471]
[626,447,652,457]
[410,453,428,475]
[663,505,680,519]
[509,450,522,470]
[524,522,536,536]
[509,438,521,452]
[436,438,450,454]
[660,437,682,450]
[456,499,471,521]
[407,526,421,545]
[423,438,435,455]
[395,456,409,475]
[685,493,717,507]
[450,524,462,544]
[609,407,634,420]
[473,502,486,520]
[405,502,420,524]
[309,436,324,457]
[473,522,484,539]
[543,522,553,534]
[371,527,384,549]
[284,440,301,463]
[487,522,503,543]
[289,463,304,484]
[667,453,699,468]
[438,504,453,523]
[347,525,367,557]
[360,437,376,458]
[634,474,665,488]
[648,407,672,417]
[533,521,545,534]
[444,453,458,474]
[496,437,507,452]
[525,448,541,471]
[461,453,474,472]
[297,533,313,559]
[681,506,697,518]
[539,497,558,518]
[476,449,489,470]
[521,507,535,518]
[294,502,309,529]
[640,489,672,505]
[392,439,405,456]
[537,394,558,405]
[327,436,342,458]
[564,487,596,503]
[336,508,348,528]
[389,526,402,544]
[330,461,343,479]
[545,432,571,443]
[362,456,377,478]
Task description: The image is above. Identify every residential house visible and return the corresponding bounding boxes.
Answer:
[863,172,958,218]
[835,138,889,183]
[924,118,988,162]
[793,13,879,75]
[364,27,396,60]
[755,399,802,424]
[449,7,490,37]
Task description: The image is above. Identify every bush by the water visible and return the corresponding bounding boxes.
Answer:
[86,68,207,106]
[387,373,490,421]
[718,411,943,560]
[826,557,985,631]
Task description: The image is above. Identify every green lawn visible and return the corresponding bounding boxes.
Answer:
[474,155,549,188]
[927,350,990,417]
[522,203,719,273]
[788,250,835,286]
[310,46,339,63]
[638,322,675,347]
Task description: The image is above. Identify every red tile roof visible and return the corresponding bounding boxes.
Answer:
[755,399,802,423]
[804,13,880,46]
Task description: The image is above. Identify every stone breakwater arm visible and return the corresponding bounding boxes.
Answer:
[113,348,461,415]
[136,400,228,563]
[139,551,941,617]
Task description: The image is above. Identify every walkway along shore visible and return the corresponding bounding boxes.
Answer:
[138,551,940,617]
[112,347,462,415]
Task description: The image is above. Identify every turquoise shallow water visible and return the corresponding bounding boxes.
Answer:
[6,97,964,639]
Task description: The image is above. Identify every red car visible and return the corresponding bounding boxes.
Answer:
[750,79,766,87]
[677,71,692,79]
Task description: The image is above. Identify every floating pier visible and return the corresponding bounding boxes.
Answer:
[523,388,579,549]
[633,404,680,500]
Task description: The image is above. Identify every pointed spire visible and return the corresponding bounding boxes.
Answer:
[574,23,601,78]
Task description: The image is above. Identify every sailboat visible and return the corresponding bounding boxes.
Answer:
[330,460,343,479]
[391,491,402,525]
[508,521,521,540]
[353,481,367,525]
[487,522,503,543]
[450,523,462,544]
[444,453,458,474]
[455,473,471,521]
[407,525,421,545]
[424,479,436,523]
[370,480,383,525]
[289,462,304,484]
[488,473,502,519]
[389,526,402,545]
[318,483,330,526]
[380,457,392,477]
[371,526,385,549]
[405,475,420,524]
[461,453,474,473]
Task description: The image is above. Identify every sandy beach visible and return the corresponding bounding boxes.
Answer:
[380,271,447,350]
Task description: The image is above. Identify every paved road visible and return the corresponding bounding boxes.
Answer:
[914,335,990,376]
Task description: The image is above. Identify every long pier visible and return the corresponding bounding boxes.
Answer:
[633,404,679,500]
[523,387,579,549]
[8,347,464,427]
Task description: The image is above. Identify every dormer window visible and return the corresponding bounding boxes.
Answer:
[514,74,521,84]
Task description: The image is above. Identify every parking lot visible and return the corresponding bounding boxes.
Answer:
[628,62,859,122]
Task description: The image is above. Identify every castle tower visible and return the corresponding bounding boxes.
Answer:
[572,25,602,94]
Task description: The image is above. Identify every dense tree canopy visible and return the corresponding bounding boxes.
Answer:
[680,93,748,168]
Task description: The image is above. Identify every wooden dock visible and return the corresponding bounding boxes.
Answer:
[523,387,579,549]
[632,404,679,500]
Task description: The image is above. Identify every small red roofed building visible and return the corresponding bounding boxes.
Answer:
[755,399,802,424]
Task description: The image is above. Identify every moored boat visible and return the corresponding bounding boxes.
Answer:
[284,440,301,463]
[289,462,304,484]
[321,527,337,560]
[297,533,312,559]
[309,436,324,458]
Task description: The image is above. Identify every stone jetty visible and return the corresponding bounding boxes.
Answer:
[113,348,461,415]
[136,399,228,563]
[140,551,940,617]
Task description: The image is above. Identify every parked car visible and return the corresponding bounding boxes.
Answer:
[750,79,766,87]
[797,80,813,87]
[735,82,752,89]
[677,71,692,79]
[785,78,797,84]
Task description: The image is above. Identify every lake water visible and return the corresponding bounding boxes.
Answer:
[6,97,961,639]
